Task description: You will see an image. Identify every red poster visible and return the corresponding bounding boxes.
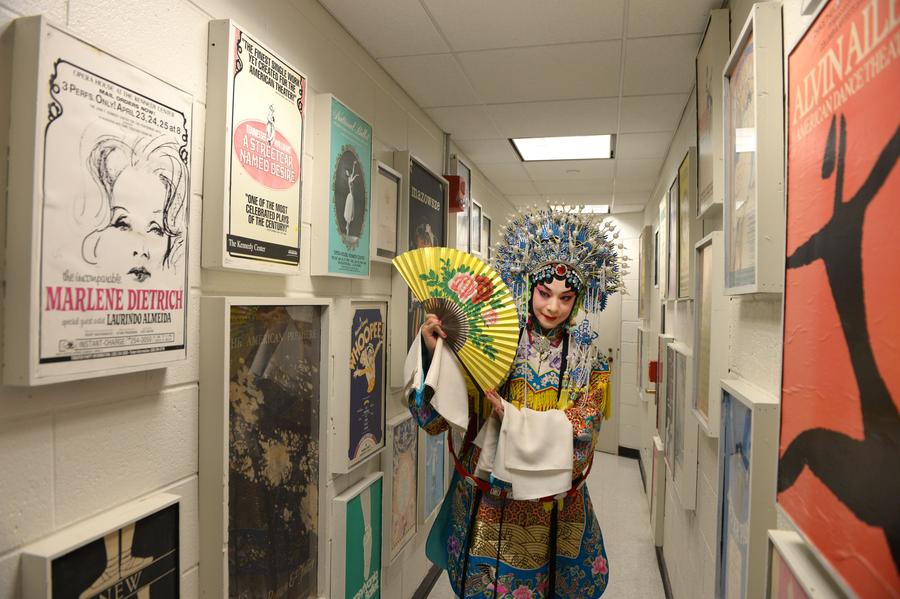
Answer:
[780,1,900,598]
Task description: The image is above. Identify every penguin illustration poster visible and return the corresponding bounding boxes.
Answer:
[327,98,372,276]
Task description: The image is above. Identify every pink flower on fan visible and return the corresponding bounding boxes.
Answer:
[482,308,498,326]
[592,555,609,576]
[512,586,533,599]
[448,272,477,303]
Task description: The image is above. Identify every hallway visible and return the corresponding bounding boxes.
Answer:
[428,452,666,599]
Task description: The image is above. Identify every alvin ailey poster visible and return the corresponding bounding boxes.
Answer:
[228,305,320,598]
[35,22,190,368]
[779,1,900,596]
[50,503,179,599]
[406,159,445,346]
[348,307,384,463]
[227,25,306,266]
[328,97,372,276]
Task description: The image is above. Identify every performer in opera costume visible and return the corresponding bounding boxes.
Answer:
[404,207,625,598]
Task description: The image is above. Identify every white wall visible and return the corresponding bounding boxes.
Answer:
[0,2,514,598]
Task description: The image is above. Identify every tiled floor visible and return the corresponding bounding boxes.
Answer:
[427,451,666,598]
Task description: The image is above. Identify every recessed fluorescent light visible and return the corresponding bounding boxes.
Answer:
[551,204,609,214]
[511,135,614,161]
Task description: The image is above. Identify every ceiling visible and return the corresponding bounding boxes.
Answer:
[319,0,722,213]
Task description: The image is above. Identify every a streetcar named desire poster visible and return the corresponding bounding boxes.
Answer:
[17,19,192,376]
[227,25,306,265]
[780,1,900,596]
[328,98,372,276]
[348,307,385,463]
[228,305,320,598]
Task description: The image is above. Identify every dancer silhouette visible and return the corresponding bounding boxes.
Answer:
[778,115,900,567]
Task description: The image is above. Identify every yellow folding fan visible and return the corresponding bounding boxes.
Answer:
[393,247,519,392]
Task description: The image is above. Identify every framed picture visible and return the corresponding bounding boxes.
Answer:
[653,229,660,288]
[767,529,845,599]
[331,299,387,473]
[692,232,728,438]
[639,327,656,395]
[779,0,900,596]
[666,178,679,300]
[677,148,700,299]
[716,377,779,599]
[332,473,383,599]
[22,494,180,598]
[639,225,652,319]
[695,9,730,218]
[723,3,785,294]
[470,200,483,257]
[667,342,699,510]
[658,195,667,298]
[419,429,448,524]
[453,156,471,253]
[199,297,328,598]
[389,152,448,388]
[382,413,418,563]
[4,16,192,386]
[371,161,401,263]
[649,435,666,547]
[203,20,306,274]
[482,213,492,259]
[311,94,373,278]
[656,333,674,437]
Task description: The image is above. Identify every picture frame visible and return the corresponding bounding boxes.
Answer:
[482,213,492,259]
[666,180,679,300]
[311,93,373,278]
[389,152,449,388]
[4,16,193,386]
[382,412,418,564]
[370,161,401,263]
[332,472,384,599]
[695,9,730,218]
[767,529,845,599]
[22,493,180,598]
[656,333,674,437]
[668,342,699,511]
[452,155,471,253]
[419,428,448,525]
[723,2,785,294]
[657,195,667,298]
[639,225,652,319]
[203,20,307,274]
[470,200,483,257]
[677,147,701,299]
[649,434,666,547]
[331,298,387,473]
[639,327,656,395]
[692,232,728,438]
[716,377,779,599]
[653,228,660,289]
[199,296,329,599]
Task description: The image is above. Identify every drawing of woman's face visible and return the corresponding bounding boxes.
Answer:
[94,167,169,283]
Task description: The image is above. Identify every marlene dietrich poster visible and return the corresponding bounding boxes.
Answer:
[348,307,385,463]
[779,1,900,597]
[228,305,320,598]
[33,20,191,370]
[328,97,372,276]
[226,25,306,266]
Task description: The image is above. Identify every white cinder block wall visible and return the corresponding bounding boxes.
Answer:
[0,1,514,598]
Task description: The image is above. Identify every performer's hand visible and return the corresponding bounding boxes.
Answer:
[421,313,446,357]
[485,389,505,420]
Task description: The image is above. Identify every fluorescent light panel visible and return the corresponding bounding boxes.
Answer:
[511,135,613,161]
[551,204,609,214]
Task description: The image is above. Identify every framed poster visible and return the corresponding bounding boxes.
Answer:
[203,20,306,273]
[4,16,192,386]
[332,473,383,599]
[656,333,674,437]
[779,1,900,597]
[653,229,660,288]
[453,156,471,253]
[692,232,728,438]
[767,530,845,599]
[371,162,400,263]
[382,412,418,563]
[695,9,730,218]
[723,3,784,294]
[669,343,699,510]
[638,225,651,319]
[664,343,676,471]
[716,378,779,599]
[640,327,656,395]
[199,297,328,599]
[22,494,180,598]
[677,148,700,299]
[388,152,448,388]
[470,200,483,257]
[481,213,492,259]
[666,178,679,300]
[419,429,447,524]
[649,435,666,547]
[658,195,667,298]
[311,94,373,278]
[331,299,386,473]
